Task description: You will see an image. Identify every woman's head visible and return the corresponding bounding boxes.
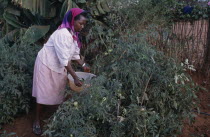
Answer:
[72,12,88,32]
[59,8,88,32]
[58,8,88,48]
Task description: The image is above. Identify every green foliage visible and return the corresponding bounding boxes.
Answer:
[0,0,113,60]
[3,8,25,28]
[12,0,57,18]
[0,130,17,137]
[109,0,176,29]
[43,76,120,137]
[0,26,47,127]
[44,33,198,137]
[0,0,9,19]
[0,42,38,127]
[109,0,210,30]
[170,1,210,21]
[22,25,50,44]
[0,0,200,136]
[0,0,112,40]
[0,0,112,128]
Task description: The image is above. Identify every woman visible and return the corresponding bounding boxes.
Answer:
[32,8,90,135]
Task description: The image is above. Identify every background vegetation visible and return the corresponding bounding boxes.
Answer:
[0,0,206,136]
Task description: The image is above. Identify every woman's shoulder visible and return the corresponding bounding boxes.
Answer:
[49,28,74,43]
[54,28,71,36]
[53,28,73,38]
[50,28,73,40]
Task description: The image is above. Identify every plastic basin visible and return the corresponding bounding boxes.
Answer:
[67,72,96,92]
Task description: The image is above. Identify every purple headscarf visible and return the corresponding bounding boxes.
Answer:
[58,8,84,48]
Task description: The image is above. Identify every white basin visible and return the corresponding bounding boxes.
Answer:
[67,72,96,92]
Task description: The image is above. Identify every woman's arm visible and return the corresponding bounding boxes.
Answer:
[75,59,84,66]
[75,59,91,72]
[65,61,82,87]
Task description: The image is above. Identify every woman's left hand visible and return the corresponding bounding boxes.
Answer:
[82,63,90,72]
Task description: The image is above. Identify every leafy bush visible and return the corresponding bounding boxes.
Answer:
[109,0,176,30]
[170,1,210,21]
[0,26,49,127]
[44,33,198,137]
[0,130,17,137]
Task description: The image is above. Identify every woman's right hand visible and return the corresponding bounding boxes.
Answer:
[74,78,83,87]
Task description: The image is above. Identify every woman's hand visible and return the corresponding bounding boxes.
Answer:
[74,78,83,87]
[75,58,91,72]
[82,63,91,73]
[65,61,82,87]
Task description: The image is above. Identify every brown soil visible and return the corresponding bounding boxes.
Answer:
[180,72,210,137]
[1,105,57,137]
[1,72,210,137]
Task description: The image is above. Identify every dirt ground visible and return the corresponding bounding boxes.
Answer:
[1,105,57,137]
[180,72,210,137]
[1,72,210,137]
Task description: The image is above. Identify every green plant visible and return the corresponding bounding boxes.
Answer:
[0,130,17,137]
[0,0,113,62]
[0,26,49,127]
[0,0,112,38]
[44,32,198,137]
[107,0,176,30]
[0,0,200,136]
[169,1,210,21]
[0,0,112,127]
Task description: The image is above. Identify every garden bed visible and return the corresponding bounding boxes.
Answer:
[1,72,209,137]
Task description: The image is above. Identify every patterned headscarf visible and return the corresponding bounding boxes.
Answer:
[58,8,84,48]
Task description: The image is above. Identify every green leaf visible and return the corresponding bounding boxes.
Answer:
[60,0,68,18]
[22,25,50,44]
[5,7,21,16]
[0,0,8,9]
[0,29,20,44]
[3,11,25,28]
[76,0,86,4]
[14,0,56,18]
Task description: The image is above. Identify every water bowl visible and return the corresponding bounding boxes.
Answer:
[67,72,96,92]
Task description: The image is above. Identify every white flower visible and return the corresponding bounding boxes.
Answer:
[73,102,78,107]
[185,59,189,65]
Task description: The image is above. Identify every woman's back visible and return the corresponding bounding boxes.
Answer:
[38,28,80,74]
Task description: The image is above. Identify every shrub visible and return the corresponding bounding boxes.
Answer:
[44,33,198,137]
[0,41,39,127]
[109,0,176,30]
[0,26,48,127]
[0,130,17,137]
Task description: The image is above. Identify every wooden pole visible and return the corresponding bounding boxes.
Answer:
[202,18,210,75]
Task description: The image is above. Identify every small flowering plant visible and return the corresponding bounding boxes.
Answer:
[174,59,196,85]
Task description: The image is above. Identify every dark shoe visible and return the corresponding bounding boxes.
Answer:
[33,123,42,135]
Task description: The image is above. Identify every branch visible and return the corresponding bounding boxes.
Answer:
[140,74,152,106]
